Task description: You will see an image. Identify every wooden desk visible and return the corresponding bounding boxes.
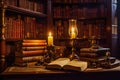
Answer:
[1,66,120,80]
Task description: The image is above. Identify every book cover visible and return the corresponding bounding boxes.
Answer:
[15,55,43,63]
[79,52,99,58]
[80,48,110,53]
[46,58,88,71]
[79,57,116,65]
[22,46,46,51]
[79,57,107,62]
[22,50,46,56]
[80,48,110,57]
[23,40,46,43]
[22,42,47,47]
[15,49,46,57]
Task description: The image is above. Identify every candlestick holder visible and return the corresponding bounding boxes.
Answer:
[44,45,55,63]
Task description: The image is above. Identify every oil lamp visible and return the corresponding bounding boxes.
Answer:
[68,19,78,39]
[68,19,79,60]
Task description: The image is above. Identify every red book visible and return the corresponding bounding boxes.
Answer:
[22,50,47,57]
[22,42,47,47]
[23,40,46,43]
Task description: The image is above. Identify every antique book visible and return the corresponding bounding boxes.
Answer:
[23,40,46,43]
[22,42,47,46]
[22,50,47,57]
[22,46,46,51]
[15,50,46,57]
[79,52,100,58]
[46,58,88,71]
[15,39,47,66]
[15,55,43,63]
[80,48,110,53]
[79,56,116,63]
[80,47,110,57]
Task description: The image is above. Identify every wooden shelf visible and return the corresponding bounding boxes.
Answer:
[6,5,47,18]
[57,37,106,42]
[53,2,103,7]
[53,17,106,21]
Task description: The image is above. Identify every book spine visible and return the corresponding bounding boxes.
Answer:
[22,42,47,46]
[79,53,98,58]
[80,48,110,52]
[79,57,116,63]
[80,51,109,57]
[15,55,43,63]
[23,40,46,43]
[22,50,46,57]
[79,57,105,62]
[22,46,46,51]
[22,56,43,62]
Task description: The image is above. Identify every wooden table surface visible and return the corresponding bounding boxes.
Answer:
[1,65,120,80]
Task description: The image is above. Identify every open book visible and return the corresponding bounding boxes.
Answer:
[46,58,88,71]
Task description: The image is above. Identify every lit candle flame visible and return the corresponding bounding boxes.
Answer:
[72,27,75,33]
[71,27,76,39]
[49,32,52,36]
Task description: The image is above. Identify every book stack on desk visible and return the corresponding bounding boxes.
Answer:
[79,47,119,68]
[14,40,47,66]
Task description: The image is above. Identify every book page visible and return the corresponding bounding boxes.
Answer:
[63,59,88,71]
[46,58,70,69]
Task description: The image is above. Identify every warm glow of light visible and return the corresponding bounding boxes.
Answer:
[49,32,52,36]
[68,19,78,39]
[48,32,53,46]
[71,27,76,39]
[72,27,75,33]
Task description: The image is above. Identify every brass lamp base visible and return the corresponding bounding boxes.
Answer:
[69,46,79,60]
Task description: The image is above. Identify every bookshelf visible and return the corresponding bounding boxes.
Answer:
[0,0,48,72]
[4,0,47,39]
[51,0,112,48]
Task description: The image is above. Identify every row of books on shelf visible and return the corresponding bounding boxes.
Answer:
[53,6,107,19]
[54,20,106,39]
[5,15,46,39]
[52,0,105,3]
[4,0,44,13]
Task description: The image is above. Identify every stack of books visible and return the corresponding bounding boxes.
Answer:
[79,47,119,68]
[14,40,47,66]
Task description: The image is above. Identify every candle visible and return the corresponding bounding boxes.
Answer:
[48,32,53,46]
[71,27,76,39]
